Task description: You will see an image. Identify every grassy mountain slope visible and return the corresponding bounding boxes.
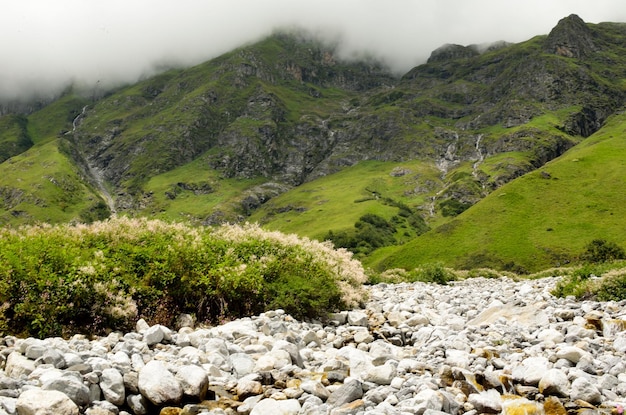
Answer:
[377,111,626,273]
[248,160,435,239]
[1,17,626,273]
[0,92,105,225]
[0,138,107,225]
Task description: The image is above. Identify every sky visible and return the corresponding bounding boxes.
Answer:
[2,0,626,103]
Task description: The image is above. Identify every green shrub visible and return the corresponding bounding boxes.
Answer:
[581,239,626,263]
[463,268,503,279]
[438,198,472,217]
[551,264,603,299]
[594,272,626,301]
[324,213,396,256]
[0,217,367,338]
[408,263,455,285]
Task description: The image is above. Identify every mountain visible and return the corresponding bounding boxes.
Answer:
[1,15,626,272]
[375,110,626,273]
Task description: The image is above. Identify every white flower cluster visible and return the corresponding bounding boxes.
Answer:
[213,222,368,308]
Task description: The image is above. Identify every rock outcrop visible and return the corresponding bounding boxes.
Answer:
[543,14,597,58]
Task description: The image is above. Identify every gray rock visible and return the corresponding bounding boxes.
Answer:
[363,363,396,385]
[555,346,590,364]
[272,340,304,368]
[249,398,301,415]
[126,394,149,415]
[142,325,166,346]
[0,396,16,415]
[137,360,183,406]
[347,311,369,327]
[100,368,125,406]
[235,375,264,399]
[301,330,321,347]
[175,365,208,399]
[329,312,348,325]
[89,383,102,402]
[570,377,602,404]
[353,331,374,344]
[176,313,195,330]
[467,391,502,414]
[42,348,66,369]
[327,379,363,407]
[24,344,46,360]
[135,319,150,334]
[5,352,35,378]
[119,369,136,390]
[41,372,91,407]
[301,380,330,401]
[238,394,264,414]
[512,356,549,385]
[538,368,570,397]
[230,353,256,378]
[63,353,84,368]
[612,333,626,353]
[329,399,366,415]
[300,397,327,415]
[16,389,79,415]
[537,328,565,345]
[598,373,618,391]
[268,349,292,369]
[405,388,444,415]
[88,400,119,414]
[109,352,131,372]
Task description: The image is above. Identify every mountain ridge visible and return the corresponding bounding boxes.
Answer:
[1,15,626,272]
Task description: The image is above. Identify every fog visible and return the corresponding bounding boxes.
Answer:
[2,0,626,103]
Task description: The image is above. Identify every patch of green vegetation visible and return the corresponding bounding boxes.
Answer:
[0,218,367,338]
[0,139,104,226]
[27,93,90,144]
[581,239,626,263]
[368,263,456,285]
[0,115,32,162]
[325,213,397,256]
[249,160,437,240]
[551,240,626,300]
[379,112,626,273]
[551,261,626,300]
[143,155,267,222]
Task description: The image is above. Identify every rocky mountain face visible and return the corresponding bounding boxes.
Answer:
[1,15,626,226]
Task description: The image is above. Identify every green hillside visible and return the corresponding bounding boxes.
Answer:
[377,112,626,273]
[1,16,626,273]
[0,138,106,225]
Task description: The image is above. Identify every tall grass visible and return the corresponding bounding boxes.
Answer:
[0,217,367,338]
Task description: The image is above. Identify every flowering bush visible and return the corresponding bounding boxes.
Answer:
[0,217,367,338]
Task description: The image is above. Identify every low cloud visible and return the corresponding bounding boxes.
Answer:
[1,0,625,103]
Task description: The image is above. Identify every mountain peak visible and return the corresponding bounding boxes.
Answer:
[543,14,596,58]
[427,44,479,63]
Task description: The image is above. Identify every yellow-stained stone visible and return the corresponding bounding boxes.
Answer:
[544,396,567,415]
[602,319,626,336]
[160,408,182,415]
[463,372,485,393]
[286,379,302,388]
[501,395,544,415]
[339,399,366,412]
[198,398,242,411]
